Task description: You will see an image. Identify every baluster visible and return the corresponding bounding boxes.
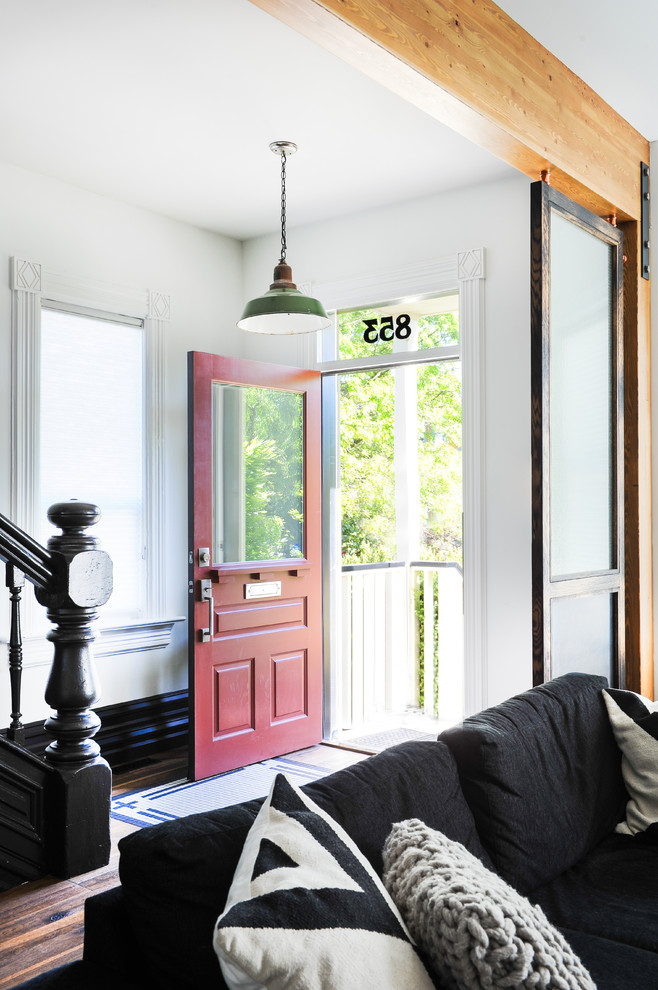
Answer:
[5,563,25,745]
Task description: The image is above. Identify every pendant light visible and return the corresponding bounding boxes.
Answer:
[238,141,331,334]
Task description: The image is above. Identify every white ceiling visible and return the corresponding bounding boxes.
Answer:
[0,0,654,241]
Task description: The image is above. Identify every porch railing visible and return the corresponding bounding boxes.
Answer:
[0,502,113,884]
[340,560,463,731]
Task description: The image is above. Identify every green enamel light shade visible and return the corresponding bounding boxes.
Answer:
[237,262,331,335]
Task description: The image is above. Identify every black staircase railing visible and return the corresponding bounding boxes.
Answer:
[0,513,54,589]
[5,563,26,745]
[0,501,113,884]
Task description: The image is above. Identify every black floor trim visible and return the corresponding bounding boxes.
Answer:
[3,691,189,770]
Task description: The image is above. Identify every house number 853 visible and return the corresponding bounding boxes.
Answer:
[362,314,412,343]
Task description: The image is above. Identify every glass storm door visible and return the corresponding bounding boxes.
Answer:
[188,352,322,780]
[531,181,624,686]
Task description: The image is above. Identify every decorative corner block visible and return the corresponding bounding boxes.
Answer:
[457,249,484,281]
[12,258,42,293]
[148,291,171,321]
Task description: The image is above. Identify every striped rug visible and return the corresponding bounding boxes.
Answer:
[111,756,334,828]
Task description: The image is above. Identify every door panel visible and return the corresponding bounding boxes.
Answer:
[271,650,307,721]
[188,352,322,780]
[531,181,624,686]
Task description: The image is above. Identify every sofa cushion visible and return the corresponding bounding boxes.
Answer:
[529,831,658,955]
[300,739,492,876]
[118,740,485,990]
[383,818,595,990]
[603,689,658,835]
[213,775,434,990]
[440,673,627,893]
[560,929,658,990]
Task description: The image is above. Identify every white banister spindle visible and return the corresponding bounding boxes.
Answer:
[423,570,436,717]
[341,571,352,728]
[437,567,465,723]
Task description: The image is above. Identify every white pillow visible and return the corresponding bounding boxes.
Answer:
[383,818,595,990]
[213,774,434,990]
[603,688,658,835]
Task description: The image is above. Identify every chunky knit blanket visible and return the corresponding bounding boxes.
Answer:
[383,819,596,990]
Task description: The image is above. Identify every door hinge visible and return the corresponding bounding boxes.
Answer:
[642,162,650,280]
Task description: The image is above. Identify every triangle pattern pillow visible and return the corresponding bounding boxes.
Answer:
[603,688,658,835]
[213,773,435,990]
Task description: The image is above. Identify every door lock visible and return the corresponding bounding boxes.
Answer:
[198,547,210,567]
[199,578,214,643]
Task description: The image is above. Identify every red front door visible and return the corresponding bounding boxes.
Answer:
[188,352,322,780]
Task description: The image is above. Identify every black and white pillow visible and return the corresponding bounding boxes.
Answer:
[383,818,595,990]
[213,774,434,990]
[603,688,658,835]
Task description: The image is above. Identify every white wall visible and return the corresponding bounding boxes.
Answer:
[0,160,245,722]
[242,174,533,708]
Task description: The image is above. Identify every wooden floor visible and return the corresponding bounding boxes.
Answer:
[0,743,366,990]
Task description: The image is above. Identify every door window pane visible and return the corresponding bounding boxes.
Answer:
[549,211,615,578]
[213,384,304,563]
[338,361,462,566]
[551,593,614,682]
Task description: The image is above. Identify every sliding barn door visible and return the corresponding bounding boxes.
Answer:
[531,181,624,686]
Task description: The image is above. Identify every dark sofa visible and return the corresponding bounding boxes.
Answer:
[16,673,658,989]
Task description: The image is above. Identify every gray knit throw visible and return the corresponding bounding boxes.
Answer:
[383,819,596,990]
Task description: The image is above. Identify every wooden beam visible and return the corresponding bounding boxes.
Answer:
[250,0,649,220]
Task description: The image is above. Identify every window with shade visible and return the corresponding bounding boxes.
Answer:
[39,305,146,624]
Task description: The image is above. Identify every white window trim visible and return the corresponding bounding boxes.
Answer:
[9,257,180,665]
[308,248,487,718]
[16,618,182,669]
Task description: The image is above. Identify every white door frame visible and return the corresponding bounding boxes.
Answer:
[308,249,487,736]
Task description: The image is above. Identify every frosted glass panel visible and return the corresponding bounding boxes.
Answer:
[213,384,304,564]
[550,212,614,578]
[551,594,613,682]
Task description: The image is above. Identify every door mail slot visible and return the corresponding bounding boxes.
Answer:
[244,580,282,600]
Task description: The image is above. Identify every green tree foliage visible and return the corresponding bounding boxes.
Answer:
[338,308,462,565]
[243,387,304,561]
[414,569,440,715]
[339,310,396,564]
[417,359,462,564]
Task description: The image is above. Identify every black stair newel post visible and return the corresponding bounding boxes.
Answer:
[34,501,113,878]
[6,562,25,745]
